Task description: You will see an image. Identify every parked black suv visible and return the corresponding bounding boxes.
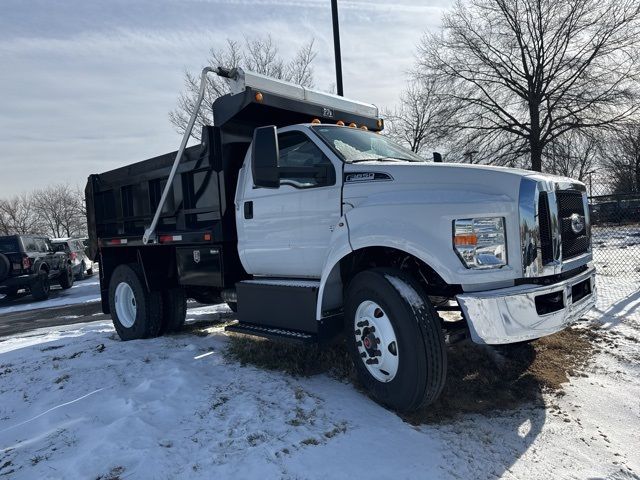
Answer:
[0,235,74,301]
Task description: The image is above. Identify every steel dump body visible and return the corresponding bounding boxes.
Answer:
[86,79,384,308]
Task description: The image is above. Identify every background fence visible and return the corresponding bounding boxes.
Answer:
[588,176,640,278]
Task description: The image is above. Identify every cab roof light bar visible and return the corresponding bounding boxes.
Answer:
[226,68,379,120]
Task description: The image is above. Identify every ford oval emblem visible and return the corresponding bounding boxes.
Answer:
[570,213,585,234]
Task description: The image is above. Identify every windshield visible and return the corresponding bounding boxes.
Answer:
[0,237,19,253]
[312,125,426,163]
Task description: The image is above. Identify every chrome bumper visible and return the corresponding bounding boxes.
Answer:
[457,267,596,345]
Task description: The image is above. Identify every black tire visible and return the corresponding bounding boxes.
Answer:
[345,268,447,412]
[31,272,51,301]
[59,264,74,289]
[161,287,187,334]
[108,264,162,341]
[226,302,238,313]
[87,267,94,276]
[0,254,10,282]
[77,263,85,281]
[4,287,19,299]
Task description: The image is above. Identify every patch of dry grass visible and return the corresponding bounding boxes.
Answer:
[226,325,596,423]
[226,336,355,380]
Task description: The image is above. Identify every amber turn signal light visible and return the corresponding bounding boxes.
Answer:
[454,234,478,246]
[255,92,263,102]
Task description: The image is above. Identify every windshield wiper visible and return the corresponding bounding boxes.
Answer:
[349,157,409,164]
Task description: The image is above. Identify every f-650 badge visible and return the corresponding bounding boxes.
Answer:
[345,172,393,183]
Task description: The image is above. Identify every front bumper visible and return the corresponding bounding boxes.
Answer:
[457,266,596,344]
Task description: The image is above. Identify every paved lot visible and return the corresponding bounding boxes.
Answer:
[0,300,107,337]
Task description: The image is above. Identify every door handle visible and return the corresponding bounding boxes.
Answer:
[244,201,253,219]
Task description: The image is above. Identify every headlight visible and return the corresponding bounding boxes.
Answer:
[453,217,507,269]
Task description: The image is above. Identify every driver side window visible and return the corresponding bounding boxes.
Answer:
[277,131,336,188]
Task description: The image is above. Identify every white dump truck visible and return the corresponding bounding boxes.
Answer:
[86,68,596,411]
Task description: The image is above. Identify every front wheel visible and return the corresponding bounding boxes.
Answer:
[59,265,74,289]
[345,268,447,412]
[108,264,162,341]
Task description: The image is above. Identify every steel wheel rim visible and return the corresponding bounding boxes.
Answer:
[354,300,399,382]
[115,282,137,328]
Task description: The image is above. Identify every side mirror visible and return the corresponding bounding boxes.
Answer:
[252,126,280,188]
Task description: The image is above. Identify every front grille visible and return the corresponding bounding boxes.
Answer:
[556,190,589,259]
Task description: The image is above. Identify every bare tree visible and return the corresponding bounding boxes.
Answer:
[169,35,317,141]
[0,194,41,235]
[544,130,600,181]
[601,123,640,193]
[32,185,86,238]
[417,0,640,172]
[384,76,449,156]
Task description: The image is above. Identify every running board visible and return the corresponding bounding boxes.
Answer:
[225,322,317,345]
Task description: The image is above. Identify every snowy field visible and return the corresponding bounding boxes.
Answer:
[0,276,638,478]
[592,224,640,277]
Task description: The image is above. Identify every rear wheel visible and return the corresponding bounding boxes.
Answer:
[59,264,74,289]
[161,287,187,334]
[31,272,51,301]
[345,268,447,412]
[108,264,162,341]
[77,263,86,280]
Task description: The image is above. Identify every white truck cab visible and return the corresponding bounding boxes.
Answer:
[90,67,596,412]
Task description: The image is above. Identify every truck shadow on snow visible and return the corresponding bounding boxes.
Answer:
[227,325,593,422]
[226,324,595,475]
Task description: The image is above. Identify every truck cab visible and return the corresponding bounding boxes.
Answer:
[86,68,596,412]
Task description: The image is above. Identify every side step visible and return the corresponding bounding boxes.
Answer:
[225,322,317,345]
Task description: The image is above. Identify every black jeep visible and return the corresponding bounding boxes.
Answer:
[0,235,74,301]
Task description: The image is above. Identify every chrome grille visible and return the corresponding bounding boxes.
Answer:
[520,178,591,277]
[556,191,589,260]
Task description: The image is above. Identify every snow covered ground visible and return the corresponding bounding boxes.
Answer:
[0,276,638,479]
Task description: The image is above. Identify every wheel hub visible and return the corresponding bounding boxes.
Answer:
[354,300,399,382]
[114,282,137,328]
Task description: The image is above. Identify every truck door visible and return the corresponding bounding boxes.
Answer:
[236,128,341,278]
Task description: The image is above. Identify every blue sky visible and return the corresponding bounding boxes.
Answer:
[0,0,448,195]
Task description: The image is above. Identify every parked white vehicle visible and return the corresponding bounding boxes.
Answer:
[51,238,93,279]
[88,68,595,411]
